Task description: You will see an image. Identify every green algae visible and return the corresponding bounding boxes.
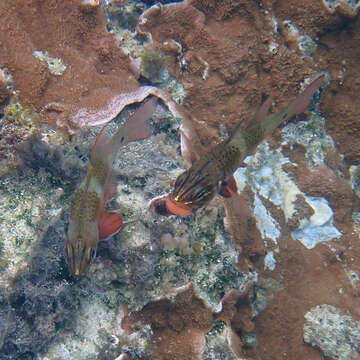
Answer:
[211,320,226,334]
[0,90,252,358]
[4,102,40,128]
[149,218,250,305]
[140,46,167,83]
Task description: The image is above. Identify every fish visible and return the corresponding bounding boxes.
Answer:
[66,96,157,276]
[158,75,325,217]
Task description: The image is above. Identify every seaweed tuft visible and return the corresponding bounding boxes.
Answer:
[140,46,167,83]
[4,102,40,128]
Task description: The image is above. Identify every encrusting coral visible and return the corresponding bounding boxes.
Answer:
[136,0,360,358]
[121,283,213,360]
[0,0,181,134]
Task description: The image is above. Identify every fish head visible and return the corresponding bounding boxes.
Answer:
[66,226,98,277]
[165,170,216,217]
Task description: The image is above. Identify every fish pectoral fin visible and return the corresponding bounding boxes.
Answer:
[218,176,238,198]
[98,211,123,240]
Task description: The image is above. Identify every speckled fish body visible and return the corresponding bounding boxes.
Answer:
[166,75,325,216]
[66,149,115,276]
[66,97,157,276]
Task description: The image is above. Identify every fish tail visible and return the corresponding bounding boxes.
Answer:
[90,124,113,165]
[121,96,157,145]
[91,96,157,165]
[287,74,325,116]
[229,75,325,157]
[259,74,325,138]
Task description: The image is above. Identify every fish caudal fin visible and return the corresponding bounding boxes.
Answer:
[253,94,274,123]
[98,211,123,239]
[93,96,157,164]
[125,96,157,143]
[253,74,325,141]
[287,74,325,116]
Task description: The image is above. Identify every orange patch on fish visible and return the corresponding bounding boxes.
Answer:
[98,211,123,239]
[165,196,192,217]
[218,175,238,198]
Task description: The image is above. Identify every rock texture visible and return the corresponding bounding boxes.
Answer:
[304,304,360,360]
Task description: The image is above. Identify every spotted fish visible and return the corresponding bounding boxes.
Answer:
[159,75,325,217]
[66,97,157,276]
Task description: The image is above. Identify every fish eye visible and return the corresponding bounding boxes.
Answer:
[86,247,96,263]
[90,248,96,261]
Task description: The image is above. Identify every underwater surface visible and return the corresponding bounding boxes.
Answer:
[0,1,360,359]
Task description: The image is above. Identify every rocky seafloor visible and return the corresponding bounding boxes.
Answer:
[0,1,360,360]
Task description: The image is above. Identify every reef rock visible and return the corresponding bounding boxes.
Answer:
[304,304,360,360]
[0,0,159,133]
